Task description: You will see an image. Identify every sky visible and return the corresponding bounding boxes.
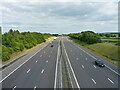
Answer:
[0,0,119,34]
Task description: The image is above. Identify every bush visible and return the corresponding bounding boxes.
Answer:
[69,31,101,44]
[2,29,52,61]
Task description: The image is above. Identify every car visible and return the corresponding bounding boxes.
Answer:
[51,45,53,47]
[54,37,57,40]
[95,60,105,67]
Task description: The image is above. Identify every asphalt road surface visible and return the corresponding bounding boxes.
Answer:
[1,37,119,89]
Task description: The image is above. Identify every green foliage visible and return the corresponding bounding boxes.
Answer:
[115,42,120,46]
[2,29,52,61]
[98,33,118,38]
[69,31,101,44]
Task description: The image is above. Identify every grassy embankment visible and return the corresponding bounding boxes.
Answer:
[2,37,55,64]
[68,37,119,66]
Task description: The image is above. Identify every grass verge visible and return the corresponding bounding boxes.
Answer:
[68,37,120,67]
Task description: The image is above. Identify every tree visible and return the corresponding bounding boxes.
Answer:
[2,29,52,61]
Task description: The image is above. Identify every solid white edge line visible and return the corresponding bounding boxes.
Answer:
[0,42,49,83]
[34,86,36,90]
[105,65,120,76]
[92,78,96,84]
[62,39,80,89]
[54,40,60,89]
[27,69,31,73]
[69,38,120,76]
[108,78,114,84]
[73,42,97,60]
[12,86,16,90]
[60,57,63,88]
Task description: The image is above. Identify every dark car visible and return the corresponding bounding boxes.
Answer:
[95,60,105,67]
[51,45,53,47]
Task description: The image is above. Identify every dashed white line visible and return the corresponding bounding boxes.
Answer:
[41,69,44,74]
[76,58,79,60]
[27,69,31,73]
[46,60,48,63]
[40,55,42,57]
[49,55,50,58]
[82,65,84,68]
[0,42,48,83]
[70,39,120,76]
[108,78,114,84]
[34,86,36,90]
[73,43,97,60]
[12,86,16,90]
[93,65,96,68]
[92,78,96,84]
[36,60,38,63]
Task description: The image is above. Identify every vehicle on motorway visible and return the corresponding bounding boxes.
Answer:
[54,37,57,40]
[95,60,105,67]
[51,44,53,47]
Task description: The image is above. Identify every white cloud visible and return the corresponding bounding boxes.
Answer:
[1,1,118,33]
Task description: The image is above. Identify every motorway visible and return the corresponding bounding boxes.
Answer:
[1,37,119,89]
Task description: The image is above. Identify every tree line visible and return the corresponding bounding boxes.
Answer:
[2,29,52,61]
[69,31,101,44]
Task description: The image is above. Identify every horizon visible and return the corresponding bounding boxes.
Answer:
[0,0,118,34]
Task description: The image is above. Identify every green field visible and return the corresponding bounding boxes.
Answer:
[101,37,120,42]
[69,37,119,66]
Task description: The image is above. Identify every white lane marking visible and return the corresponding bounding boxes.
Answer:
[60,59,63,88]
[76,58,79,60]
[40,55,42,57]
[63,40,80,89]
[0,43,48,83]
[82,65,84,68]
[73,43,97,60]
[36,60,38,63]
[105,65,120,76]
[34,86,36,90]
[41,69,44,74]
[27,69,31,73]
[92,78,96,84]
[93,65,96,68]
[86,58,88,60]
[69,39,120,76]
[46,60,48,63]
[12,86,16,90]
[108,78,114,84]
[49,55,50,58]
[54,40,60,89]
